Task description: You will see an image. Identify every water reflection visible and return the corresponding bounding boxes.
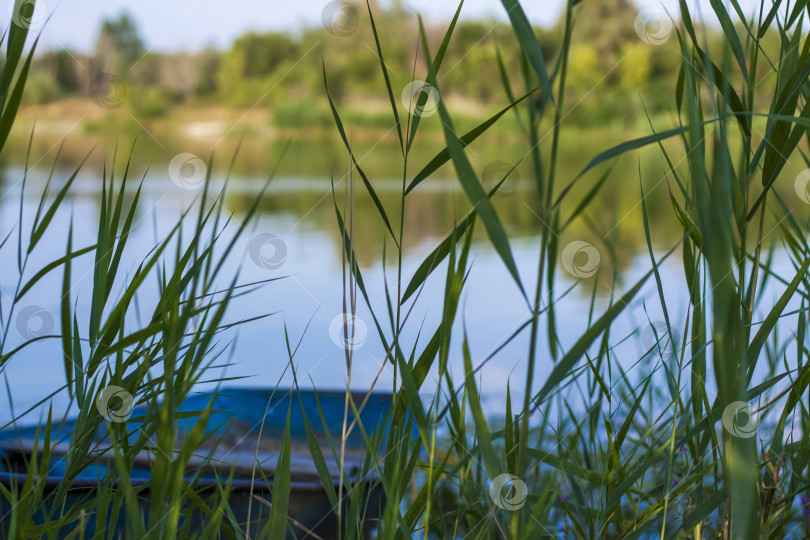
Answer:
[1,127,807,424]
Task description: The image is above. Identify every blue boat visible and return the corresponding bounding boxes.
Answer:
[0,388,397,538]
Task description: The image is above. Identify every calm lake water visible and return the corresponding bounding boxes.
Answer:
[0,127,805,425]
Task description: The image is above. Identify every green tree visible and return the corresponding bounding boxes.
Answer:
[229,32,298,79]
[216,32,300,106]
[619,44,651,89]
[94,12,145,74]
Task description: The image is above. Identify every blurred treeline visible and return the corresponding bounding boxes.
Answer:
[22,0,782,128]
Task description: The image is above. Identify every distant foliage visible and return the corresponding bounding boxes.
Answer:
[21,1,700,126]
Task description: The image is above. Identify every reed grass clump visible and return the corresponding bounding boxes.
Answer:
[1,0,810,538]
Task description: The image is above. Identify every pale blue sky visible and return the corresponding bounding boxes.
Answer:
[21,0,767,53]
